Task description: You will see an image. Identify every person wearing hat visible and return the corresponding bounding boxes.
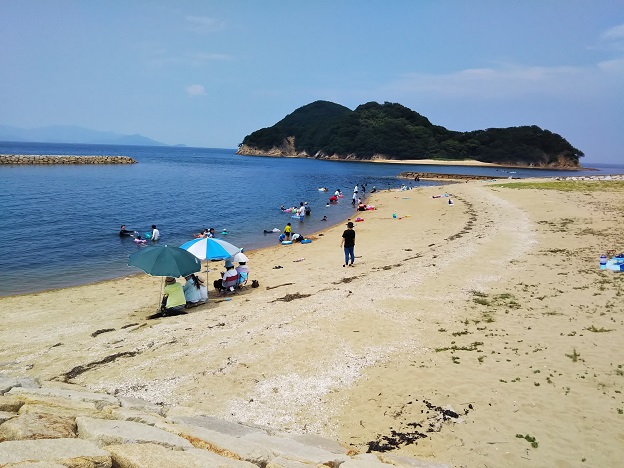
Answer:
[161,277,186,315]
[340,221,356,267]
[219,260,240,293]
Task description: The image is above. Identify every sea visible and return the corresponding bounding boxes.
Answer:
[1,141,622,297]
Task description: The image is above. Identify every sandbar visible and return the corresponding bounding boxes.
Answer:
[0,179,622,466]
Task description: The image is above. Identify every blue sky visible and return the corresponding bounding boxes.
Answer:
[1,1,622,163]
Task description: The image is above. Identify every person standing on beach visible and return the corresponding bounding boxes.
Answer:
[284,222,292,240]
[151,225,160,241]
[341,221,356,267]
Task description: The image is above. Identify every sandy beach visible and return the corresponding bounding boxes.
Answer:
[371,158,503,167]
[1,180,623,467]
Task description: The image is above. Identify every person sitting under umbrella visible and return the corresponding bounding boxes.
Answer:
[214,260,239,293]
[161,277,186,315]
[183,273,203,307]
[236,261,250,287]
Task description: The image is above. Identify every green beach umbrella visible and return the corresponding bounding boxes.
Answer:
[128,245,201,277]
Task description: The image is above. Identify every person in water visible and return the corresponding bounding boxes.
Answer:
[322,215,327,221]
[207,228,215,238]
[119,225,135,236]
[151,225,160,241]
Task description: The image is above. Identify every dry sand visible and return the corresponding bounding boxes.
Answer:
[1,180,623,467]
[371,158,503,167]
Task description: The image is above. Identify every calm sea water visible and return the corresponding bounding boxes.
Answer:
[0,141,622,296]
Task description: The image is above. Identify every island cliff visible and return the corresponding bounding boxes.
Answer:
[237,101,583,168]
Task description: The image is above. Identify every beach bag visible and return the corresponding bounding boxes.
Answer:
[199,284,208,301]
[251,279,260,288]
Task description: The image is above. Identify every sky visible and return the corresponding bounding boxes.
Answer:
[1,1,623,163]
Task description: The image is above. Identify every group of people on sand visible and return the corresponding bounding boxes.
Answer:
[213,259,250,293]
[279,222,309,243]
[160,273,207,315]
[160,258,251,315]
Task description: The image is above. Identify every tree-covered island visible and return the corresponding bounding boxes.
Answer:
[237,101,584,168]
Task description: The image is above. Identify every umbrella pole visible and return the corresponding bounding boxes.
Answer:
[158,276,164,311]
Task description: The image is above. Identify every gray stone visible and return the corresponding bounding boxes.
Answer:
[107,407,166,426]
[341,453,396,467]
[18,401,103,420]
[8,387,118,409]
[158,422,271,466]
[76,416,192,450]
[242,432,349,467]
[266,456,317,468]
[377,453,450,468]
[106,443,257,467]
[3,463,67,468]
[291,433,347,454]
[0,438,110,466]
[0,377,39,395]
[169,415,264,438]
[2,462,67,468]
[117,396,164,415]
[0,412,76,441]
[163,405,210,419]
[0,395,23,412]
[0,411,17,424]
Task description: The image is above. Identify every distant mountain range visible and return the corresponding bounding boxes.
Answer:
[0,124,166,146]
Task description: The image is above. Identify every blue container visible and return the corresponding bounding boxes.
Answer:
[620,264,624,272]
[600,255,607,269]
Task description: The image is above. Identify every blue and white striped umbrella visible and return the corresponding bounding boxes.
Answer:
[180,237,241,261]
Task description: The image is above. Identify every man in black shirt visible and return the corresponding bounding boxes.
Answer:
[341,221,356,267]
[119,225,135,236]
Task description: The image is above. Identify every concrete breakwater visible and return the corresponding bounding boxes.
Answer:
[398,171,505,181]
[0,155,137,165]
[0,376,447,467]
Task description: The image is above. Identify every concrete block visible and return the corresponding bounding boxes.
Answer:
[0,412,76,441]
[0,438,110,466]
[9,387,118,409]
[106,443,257,467]
[76,416,192,450]
[242,432,349,467]
[158,422,271,466]
[0,377,39,395]
[169,415,264,438]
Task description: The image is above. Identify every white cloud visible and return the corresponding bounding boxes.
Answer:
[597,57,624,72]
[189,52,233,64]
[601,23,624,41]
[186,15,225,34]
[599,23,624,51]
[382,61,623,101]
[186,84,206,97]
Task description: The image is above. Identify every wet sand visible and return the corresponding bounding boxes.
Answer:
[1,180,622,466]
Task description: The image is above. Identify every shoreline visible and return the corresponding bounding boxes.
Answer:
[0,196,376,298]
[237,152,590,170]
[1,180,622,466]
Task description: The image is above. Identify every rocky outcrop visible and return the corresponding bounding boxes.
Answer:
[0,376,448,467]
[237,138,305,158]
[0,155,136,165]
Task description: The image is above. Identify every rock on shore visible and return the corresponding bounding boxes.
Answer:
[0,376,446,467]
[0,155,137,165]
